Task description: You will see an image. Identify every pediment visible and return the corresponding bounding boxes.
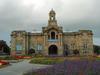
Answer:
[42,26,63,33]
[48,26,59,31]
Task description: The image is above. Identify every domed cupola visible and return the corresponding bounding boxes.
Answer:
[49,9,56,21]
[49,9,55,16]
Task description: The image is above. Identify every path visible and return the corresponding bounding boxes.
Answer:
[0,60,50,75]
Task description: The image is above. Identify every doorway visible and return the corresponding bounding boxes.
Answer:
[48,45,58,55]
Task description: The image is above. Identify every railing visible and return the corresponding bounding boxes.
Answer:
[48,39,58,42]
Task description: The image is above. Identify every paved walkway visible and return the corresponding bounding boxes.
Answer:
[0,60,50,75]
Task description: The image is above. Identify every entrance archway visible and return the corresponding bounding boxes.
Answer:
[48,45,58,55]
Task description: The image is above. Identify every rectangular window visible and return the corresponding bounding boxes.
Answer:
[37,44,42,50]
[16,43,22,51]
[83,43,87,49]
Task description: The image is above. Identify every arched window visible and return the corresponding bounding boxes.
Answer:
[51,16,54,20]
[51,32,55,39]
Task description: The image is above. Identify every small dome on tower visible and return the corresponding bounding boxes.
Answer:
[49,9,55,14]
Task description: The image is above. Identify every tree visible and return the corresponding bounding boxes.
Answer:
[94,45,100,55]
[73,49,79,55]
[0,40,10,55]
[28,48,35,55]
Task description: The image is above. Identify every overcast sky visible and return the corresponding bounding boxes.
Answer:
[0,0,100,45]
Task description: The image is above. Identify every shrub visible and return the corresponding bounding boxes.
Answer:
[0,56,17,60]
[4,56,17,60]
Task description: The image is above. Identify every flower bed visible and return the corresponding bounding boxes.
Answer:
[24,60,100,75]
[0,55,32,61]
[0,60,9,65]
[15,56,32,59]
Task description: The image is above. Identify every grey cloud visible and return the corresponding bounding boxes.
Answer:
[0,0,100,44]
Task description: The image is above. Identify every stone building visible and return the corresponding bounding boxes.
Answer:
[10,9,93,56]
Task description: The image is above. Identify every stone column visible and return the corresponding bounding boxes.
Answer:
[22,33,26,55]
[26,33,29,54]
[58,34,60,46]
[11,35,16,56]
[44,34,46,46]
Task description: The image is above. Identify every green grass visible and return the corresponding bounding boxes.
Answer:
[96,57,100,60]
[0,56,17,60]
[30,57,64,65]
[30,56,100,65]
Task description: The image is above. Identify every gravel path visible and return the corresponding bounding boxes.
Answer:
[0,60,50,75]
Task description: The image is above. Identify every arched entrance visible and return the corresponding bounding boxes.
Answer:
[48,45,58,55]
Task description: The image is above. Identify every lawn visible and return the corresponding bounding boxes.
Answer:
[30,57,65,65]
[0,56,18,60]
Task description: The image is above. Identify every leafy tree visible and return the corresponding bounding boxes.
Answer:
[93,45,100,55]
[73,49,79,55]
[28,48,35,55]
[0,40,10,55]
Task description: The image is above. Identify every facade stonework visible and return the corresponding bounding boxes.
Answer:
[10,9,93,56]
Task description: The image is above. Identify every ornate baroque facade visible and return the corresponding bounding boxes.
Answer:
[10,9,93,56]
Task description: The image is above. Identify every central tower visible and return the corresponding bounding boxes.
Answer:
[48,9,57,26]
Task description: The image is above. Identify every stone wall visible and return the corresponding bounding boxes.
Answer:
[63,30,93,56]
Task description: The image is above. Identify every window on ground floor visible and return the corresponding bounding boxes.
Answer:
[16,43,22,51]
